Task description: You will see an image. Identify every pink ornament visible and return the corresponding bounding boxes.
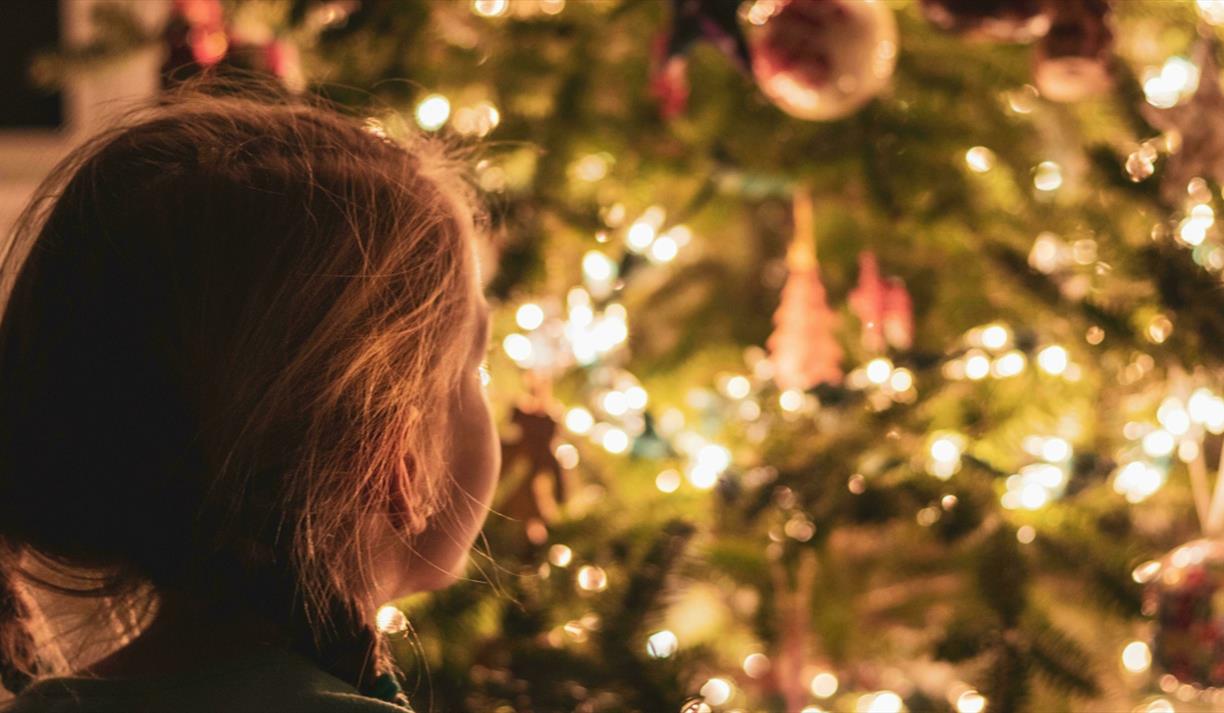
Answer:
[849,252,887,352]
[849,252,913,352]
[768,264,844,390]
[883,277,913,350]
[750,0,898,121]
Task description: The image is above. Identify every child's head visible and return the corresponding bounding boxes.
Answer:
[0,89,499,696]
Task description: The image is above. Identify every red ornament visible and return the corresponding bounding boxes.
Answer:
[920,0,1050,43]
[1032,0,1113,103]
[750,0,897,121]
[849,252,913,352]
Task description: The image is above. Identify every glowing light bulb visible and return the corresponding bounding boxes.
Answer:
[889,368,914,393]
[725,375,752,399]
[992,350,1027,378]
[1041,437,1071,463]
[1037,345,1069,375]
[1142,430,1176,458]
[576,564,608,592]
[700,678,732,706]
[649,235,679,263]
[503,333,533,363]
[548,544,573,567]
[930,436,962,464]
[582,250,615,282]
[1018,482,1050,510]
[646,629,677,658]
[1034,161,1063,192]
[964,352,991,381]
[956,690,986,713]
[1158,398,1191,436]
[1114,461,1166,502]
[516,303,545,330]
[376,605,408,634]
[809,672,838,698]
[655,469,681,493]
[601,428,629,454]
[779,389,804,412]
[865,357,893,385]
[866,691,903,713]
[625,386,648,410]
[565,407,594,434]
[471,0,509,17]
[1122,641,1152,673]
[626,221,656,253]
[555,443,579,469]
[980,324,1011,350]
[414,94,451,131]
[602,390,629,416]
[742,653,770,678]
[965,146,995,173]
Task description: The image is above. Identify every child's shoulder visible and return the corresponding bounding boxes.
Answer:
[1,646,411,713]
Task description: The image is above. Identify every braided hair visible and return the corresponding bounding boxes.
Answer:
[0,82,479,703]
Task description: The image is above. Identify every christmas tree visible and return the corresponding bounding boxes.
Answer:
[33,1,1224,711]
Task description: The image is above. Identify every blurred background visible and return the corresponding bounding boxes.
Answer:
[7,1,1224,711]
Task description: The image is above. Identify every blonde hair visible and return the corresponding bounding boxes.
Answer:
[0,84,480,698]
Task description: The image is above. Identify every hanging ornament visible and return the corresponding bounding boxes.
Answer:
[651,0,752,118]
[767,189,844,390]
[750,0,897,122]
[849,252,887,353]
[1144,42,1224,203]
[498,376,569,546]
[919,0,1050,43]
[1141,539,1224,689]
[1032,0,1113,103]
[882,277,914,351]
[849,253,914,353]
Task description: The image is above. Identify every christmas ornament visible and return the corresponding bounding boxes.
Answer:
[767,190,844,390]
[499,378,569,546]
[651,0,752,118]
[750,0,897,121]
[848,252,914,353]
[920,0,1050,43]
[1142,539,1224,689]
[1032,0,1113,103]
[1144,42,1224,203]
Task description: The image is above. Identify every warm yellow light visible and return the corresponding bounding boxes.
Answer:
[646,629,678,658]
[471,0,509,17]
[1036,345,1068,375]
[414,94,451,131]
[601,428,629,454]
[726,375,752,399]
[576,564,608,592]
[865,357,894,385]
[375,605,408,634]
[565,407,594,434]
[699,678,733,706]
[809,671,839,698]
[956,690,986,713]
[655,469,681,493]
[1034,161,1063,191]
[1122,640,1152,673]
[980,324,1010,350]
[516,303,545,330]
[779,389,804,412]
[965,146,995,173]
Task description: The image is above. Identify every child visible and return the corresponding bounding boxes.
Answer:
[0,88,500,712]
